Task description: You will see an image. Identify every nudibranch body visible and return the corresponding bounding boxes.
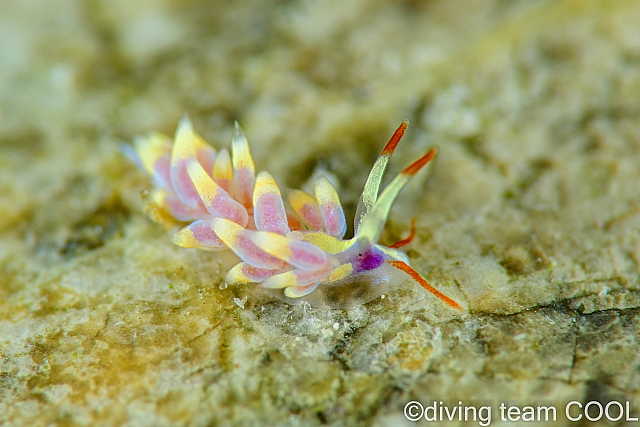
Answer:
[133,118,461,309]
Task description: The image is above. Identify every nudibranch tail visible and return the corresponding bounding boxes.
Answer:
[356,147,438,243]
[388,260,462,310]
[355,120,408,231]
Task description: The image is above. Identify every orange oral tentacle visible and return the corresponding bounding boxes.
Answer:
[388,260,462,310]
[389,218,416,249]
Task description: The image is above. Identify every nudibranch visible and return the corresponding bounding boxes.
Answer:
[133,117,462,309]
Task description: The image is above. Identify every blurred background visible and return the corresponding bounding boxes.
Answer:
[1,0,640,426]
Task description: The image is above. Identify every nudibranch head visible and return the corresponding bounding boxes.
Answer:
[133,117,462,310]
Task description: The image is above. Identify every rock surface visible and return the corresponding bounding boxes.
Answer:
[1,0,640,425]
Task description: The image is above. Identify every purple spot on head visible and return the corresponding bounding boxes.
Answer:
[354,249,385,273]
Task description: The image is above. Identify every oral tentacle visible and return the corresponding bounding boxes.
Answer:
[389,218,417,249]
[388,260,461,310]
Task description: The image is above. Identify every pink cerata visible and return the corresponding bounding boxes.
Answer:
[132,117,462,309]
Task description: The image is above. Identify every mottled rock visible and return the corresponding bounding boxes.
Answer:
[1,0,640,426]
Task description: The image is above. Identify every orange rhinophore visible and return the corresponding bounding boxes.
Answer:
[132,117,462,309]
